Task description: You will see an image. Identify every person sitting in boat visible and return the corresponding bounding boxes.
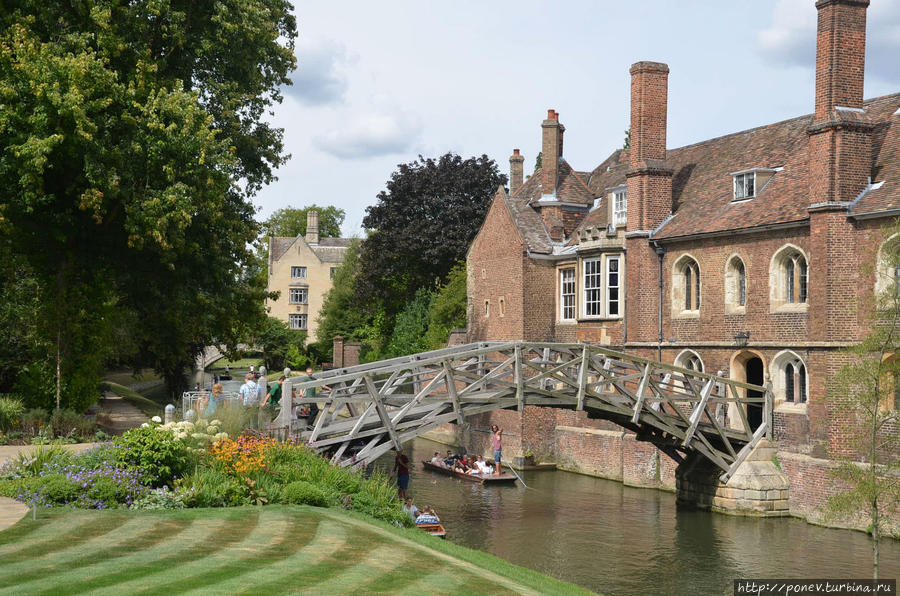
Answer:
[402,497,420,520]
[430,452,444,466]
[443,450,457,467]
[452,457,471,474]
[474,455,493,475]
[415,506,440,525]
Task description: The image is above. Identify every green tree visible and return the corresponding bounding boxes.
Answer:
[315,240,380,358]
[424,262,467,350]
[828,228,900,580]
[356,153,506,322]
[379,288,434,360]
[0,2,296,405]
[262,205,346,239]
[254,317,306,373]
[534,152,542,172]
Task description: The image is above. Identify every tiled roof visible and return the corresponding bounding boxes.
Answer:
[500,182,554,254]
[654,93,900,239]
[269,235,351,263]
[521,160,594,206]
[849,95,900,215]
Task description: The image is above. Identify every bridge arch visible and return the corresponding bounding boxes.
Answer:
[276,342,772,482]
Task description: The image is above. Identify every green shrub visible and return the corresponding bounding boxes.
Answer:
[281,480,327,507]
[0,445,73,479]
[114,426,191,486]
[20,408,48,436]
[213,405,255,437]
[50,409,94,440]
[179,468,248,507]
[131,487,188,510]
[0,396,24,431]
[34,473,80,503]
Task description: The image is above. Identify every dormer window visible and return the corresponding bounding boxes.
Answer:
[734,172,755,199]
[613,189,627,226]
[731,168,778,201]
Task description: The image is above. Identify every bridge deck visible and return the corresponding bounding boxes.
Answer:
[271,342,772,482]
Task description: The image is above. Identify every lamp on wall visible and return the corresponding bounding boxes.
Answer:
[734,331,751,347]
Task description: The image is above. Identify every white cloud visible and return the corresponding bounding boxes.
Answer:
[284,39,350,105]
[758,0,900,83]
[312,107,422,159]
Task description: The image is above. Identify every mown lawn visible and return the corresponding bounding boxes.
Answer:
[0,505,593,595]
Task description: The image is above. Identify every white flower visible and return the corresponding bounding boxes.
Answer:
[141,423,150,428]
[151,416,162,423]
[197,419,208,427]
[210,420,221,426]
[206,426,218,434]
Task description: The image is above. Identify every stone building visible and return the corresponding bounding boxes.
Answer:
[266,210,351,339]
[465,0,899,526]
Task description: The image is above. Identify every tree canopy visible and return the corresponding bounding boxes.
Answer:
[262,205,346,239]
[356,153,505,315]
[0,1,296,405]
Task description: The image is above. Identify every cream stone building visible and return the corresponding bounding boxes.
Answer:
[266,211,351,339]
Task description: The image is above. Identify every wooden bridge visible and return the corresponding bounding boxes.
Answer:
[276,342,773,482]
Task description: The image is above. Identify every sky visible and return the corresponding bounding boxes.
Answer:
[255,0,900,236]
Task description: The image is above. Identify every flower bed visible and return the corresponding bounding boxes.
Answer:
[0,420,409,526]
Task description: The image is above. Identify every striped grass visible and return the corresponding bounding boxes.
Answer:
[0,506,595,595]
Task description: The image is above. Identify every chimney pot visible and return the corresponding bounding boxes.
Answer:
[541,110,563,196]
[513,148,520,155]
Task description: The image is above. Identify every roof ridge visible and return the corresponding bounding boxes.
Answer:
[560,159,595,197]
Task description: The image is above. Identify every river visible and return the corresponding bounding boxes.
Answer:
[376,437,900,595]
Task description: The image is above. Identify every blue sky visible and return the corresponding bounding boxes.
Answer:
[256,0,900,236]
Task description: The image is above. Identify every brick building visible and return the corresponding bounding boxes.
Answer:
[465,0,899,527]
[266,210,351,339]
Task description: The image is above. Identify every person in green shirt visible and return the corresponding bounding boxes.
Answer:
[261,375,284,410]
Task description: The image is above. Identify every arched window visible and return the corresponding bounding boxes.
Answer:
[770,246,809,310]
[772,350,807,405]
[673,255,701,315]
[675,350,704,373]
[725,255,747,311]
[874,234,900,303]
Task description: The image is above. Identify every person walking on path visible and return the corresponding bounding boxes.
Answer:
[298,367,330,430]
[491,424,503,475]
[391,447,411,500]
[261,375,284,425]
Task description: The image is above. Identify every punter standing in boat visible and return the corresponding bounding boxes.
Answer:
[391,447,411,500]
[491,425,503,475]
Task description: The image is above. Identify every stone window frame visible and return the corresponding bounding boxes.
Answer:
[559,267,576,322]
[672,253,701,318]
[874,232,900,306]
[769,244,809,313]
[290,266,307,279]
[674,349,704,373]
[498,297,506,318]
[484,300,490,319]
[724,254,747,314]
[880,353,900,413]
[289,313,307,330]
[288,288,308,304]
[772,350,808,412]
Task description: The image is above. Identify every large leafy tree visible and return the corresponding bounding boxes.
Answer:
[0,1,296,405]
[262,205,346,239]
[356,153,506,317]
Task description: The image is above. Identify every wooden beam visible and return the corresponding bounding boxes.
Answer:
[364,375,403,451]
[514,345,524,411]
[443,360,465,425]
[682,377,714,448]
[630,363,652,424]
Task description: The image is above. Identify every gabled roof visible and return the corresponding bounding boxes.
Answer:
[502,179,554,254]
[269,235,351,263]
[653,93,900,239]
[516,160,594,207]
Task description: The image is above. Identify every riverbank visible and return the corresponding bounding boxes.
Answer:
[0,505,592,595]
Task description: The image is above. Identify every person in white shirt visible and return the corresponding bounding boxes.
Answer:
[239,373,262,407]
[401,497,420,520]
[475,455,493,475]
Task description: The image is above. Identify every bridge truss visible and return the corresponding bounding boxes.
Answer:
[278,342,772,482]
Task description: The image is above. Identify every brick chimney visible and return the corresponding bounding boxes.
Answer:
[626,61,673,232]
[306,210,319,245]
[808,0,873,204]
[509,149,524,195]
[541,109,564,197]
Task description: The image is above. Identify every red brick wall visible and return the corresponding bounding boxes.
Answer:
[814,0,868,120]
[467,197,525,341]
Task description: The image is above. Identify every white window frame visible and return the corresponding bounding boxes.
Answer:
[613,190,627,226]
[560,268,576,321]
[290,266,307,279]
[289,288,308,304]
[289,314,307,330]
[733,172,756,200]
[606,256,621,317]
[582,258,603,318]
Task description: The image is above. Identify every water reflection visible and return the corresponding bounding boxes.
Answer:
[375,438,900,595]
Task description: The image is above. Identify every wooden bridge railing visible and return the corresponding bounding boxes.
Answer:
[270,342,772,482]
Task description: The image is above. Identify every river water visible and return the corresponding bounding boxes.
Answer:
[376,438,900,595]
